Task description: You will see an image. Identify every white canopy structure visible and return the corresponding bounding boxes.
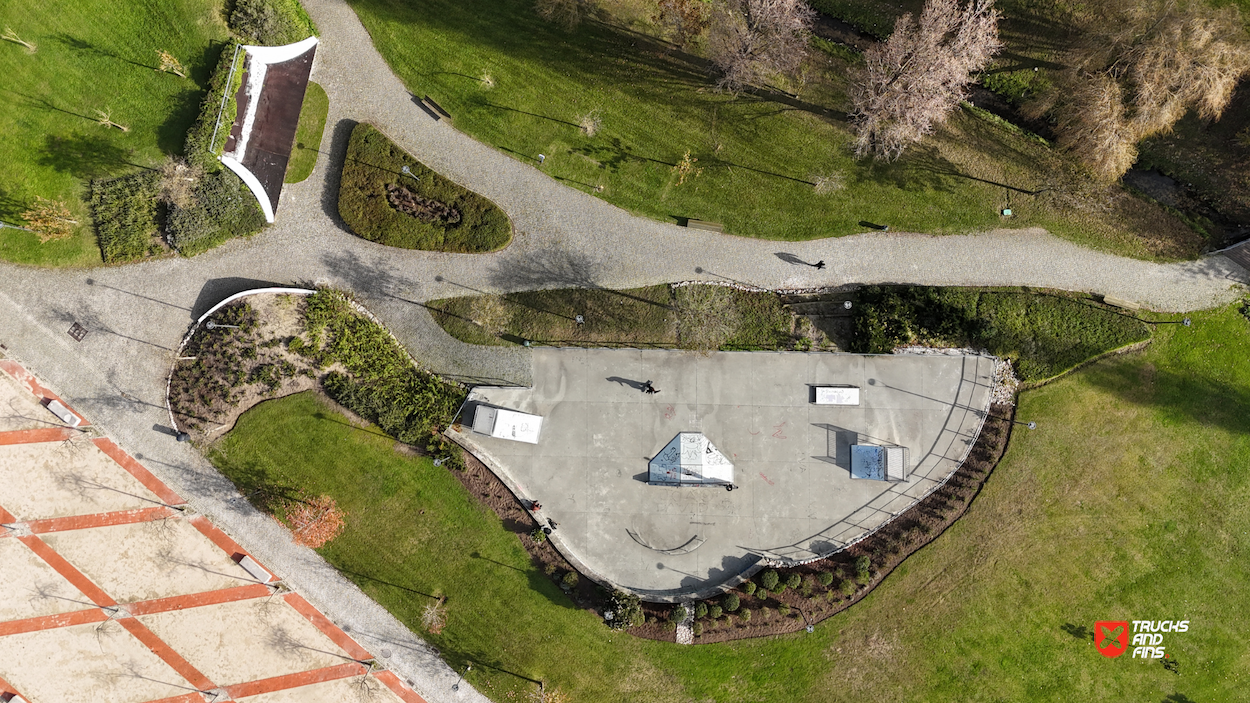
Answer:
[649,433,734,486]
[471,405,543,444]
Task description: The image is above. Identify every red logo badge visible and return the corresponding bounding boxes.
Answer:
[1095,621,1129,658]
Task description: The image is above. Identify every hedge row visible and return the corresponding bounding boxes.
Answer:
[184,41,245,173]
[89,171,161,264]
[337,123,512,252]
[850,286,1151,382]
[167,169,266,255]
[229,0,317,47]
[303,290,464,447]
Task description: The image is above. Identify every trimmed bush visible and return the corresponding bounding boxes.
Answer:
[759,606,772,620]
[692,621,703,637]
[818,571,834,587]
[694,602,708,619]
[604,590,643,630]
[668,606,687,623]
[855,555,872,584]
[840,579,857,596]
[756,588,769,600]
[850,285,1151,382]
[90,171,161,263]
[337,123,511,252]
[529,527,547,542]
[184,42,245,172]
[722,593,740,613]
[760,569,779,591]
[166,169,265,255]
[778,604,792,617]
[229,0,317,46]
[561,571,579,590]
[739,608,752,622]
[708,605,722,619]
[785,572,802,590]
[743,581,757,596]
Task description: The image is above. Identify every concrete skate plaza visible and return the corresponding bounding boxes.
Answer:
[453,348,995,599]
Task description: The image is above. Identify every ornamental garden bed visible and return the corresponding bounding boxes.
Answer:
[337,123,512,252]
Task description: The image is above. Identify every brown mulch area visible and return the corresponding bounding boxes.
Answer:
[449,403,1018,644]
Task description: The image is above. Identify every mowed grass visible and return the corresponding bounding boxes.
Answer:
[212,304,1250,702]
[345,0,1180,258]
[0,0,229,266]
[285,81,328,183]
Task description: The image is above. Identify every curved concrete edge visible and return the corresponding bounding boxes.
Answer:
[221,156,277,223]
[244,35,320,65]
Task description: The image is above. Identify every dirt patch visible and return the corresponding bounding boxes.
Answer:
[169,293,337,440]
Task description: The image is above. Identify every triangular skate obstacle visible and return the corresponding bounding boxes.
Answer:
[649,432,734,486]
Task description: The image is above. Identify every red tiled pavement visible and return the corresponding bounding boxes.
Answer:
[0,608,109,638]
[126,583,274,617]
[23,506,178,535]
[16,534,116,607]
[91,438,184,505]
[0,360,90,427]
[118,617,216,691]
[223,662,367,699]
[0,427,75,446]
[377,670,431,703]
[283,592,373,661]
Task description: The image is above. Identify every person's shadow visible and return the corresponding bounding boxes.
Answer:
[775,252,812,266]
[606,376,646,391]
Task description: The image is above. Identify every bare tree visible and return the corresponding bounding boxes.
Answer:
[94,108,130,132]
[849,0,1001,161]
[1026,1,1250,181]
[158,158,203,208]
[2,26,36,53]
[21,197,78,242]
[535,0,595,30]
[707,0,815,92]
[156,50,187,78]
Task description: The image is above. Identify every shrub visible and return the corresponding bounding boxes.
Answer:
[760,569,779,591]
[743,581,757,596]
[694,602,708,619]
[166,169,265,255]
[229,0,317,46]
[739,608,752,622]
[756,588,769,600]
[708,605,723,619]
[337,123,511,252]
[785,572,802,590]
[561,571,579,590]
[855,555,872,584]
[530,527,547,542]
[722,593,740,612]
[692,621,703,637]
[818,571,834,587]
[799,578,813,598]
[308,290,464,445]
[184,42,245,172]
[778,604,792,617]
[604,590,644,630]
[759,606,771,620]
[840,580,857,596]
[90,171,161,263]
[669,606,687,623]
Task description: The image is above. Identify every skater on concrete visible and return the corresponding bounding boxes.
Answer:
[812,260,826,270]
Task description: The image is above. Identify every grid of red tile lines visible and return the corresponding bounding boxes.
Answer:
[0,359,425,703]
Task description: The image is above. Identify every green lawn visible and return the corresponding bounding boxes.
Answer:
[344,0,1199,259]
[285,81,328,183]
[212,303,1250,702]
[0,0,229,266]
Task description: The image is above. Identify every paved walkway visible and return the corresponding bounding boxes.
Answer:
[0,0,1247,700]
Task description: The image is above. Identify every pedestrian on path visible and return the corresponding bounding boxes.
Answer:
[812,260,826,270]
[642,381,659,395]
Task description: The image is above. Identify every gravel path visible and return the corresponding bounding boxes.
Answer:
[0,0,1247,700]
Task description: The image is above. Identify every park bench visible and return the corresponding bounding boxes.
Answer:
[685,219,724,233]
[1102,295,1141,311]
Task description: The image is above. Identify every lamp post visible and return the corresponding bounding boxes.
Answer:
[452,663,472,692]
[205,321,239,330]
[1148,317,1192,327]
[1011,420,1037,430]
[401,165,421,183]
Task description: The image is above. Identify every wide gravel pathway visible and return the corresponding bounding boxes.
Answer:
[0,0,1247,700]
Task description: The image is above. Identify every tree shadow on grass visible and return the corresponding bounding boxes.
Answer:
[37,133,143,180]
[1060,623,1092,641]
[1083,357,1250,438]
[0,186,25,222]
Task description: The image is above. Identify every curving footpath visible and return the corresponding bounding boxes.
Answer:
[0,0,1247,700]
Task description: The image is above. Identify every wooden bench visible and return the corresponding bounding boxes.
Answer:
[685,219,724,233]
[1102,295,1141,311]
[423,95,451,121]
